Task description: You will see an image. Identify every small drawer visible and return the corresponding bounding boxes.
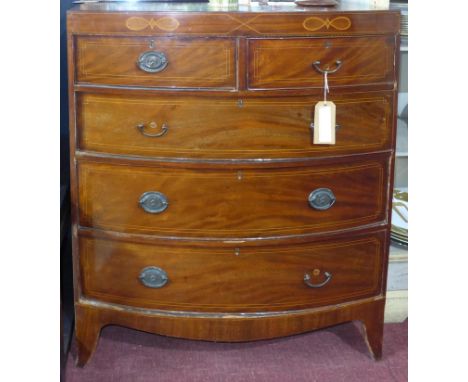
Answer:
[75,36,237,89]
[78,157,388,238]
[79,231,385,312]
[77,92,393,159]
[248,36,395,90]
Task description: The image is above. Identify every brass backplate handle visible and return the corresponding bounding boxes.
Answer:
[139,266,169,288]
[136,122,169,138]
[312,60,343,74]
[304,271,332,288]
[308,188,336,210]
[139,191,169,214]
[137,50,168,73]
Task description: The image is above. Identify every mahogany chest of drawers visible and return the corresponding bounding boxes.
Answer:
[67,2,400,366]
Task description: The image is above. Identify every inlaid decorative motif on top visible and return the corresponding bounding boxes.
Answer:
[303,16,351,32]
[126,16,180,32]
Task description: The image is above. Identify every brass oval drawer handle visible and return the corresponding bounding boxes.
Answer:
[312,60,342,75]
[136,122,169,138]
[304,270,332,288]
[137,50,168,73]
[308,188,336,210]
[139,191,169,214]
[139,266,168,288]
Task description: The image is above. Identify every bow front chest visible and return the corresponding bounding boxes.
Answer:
[67,2,400,366]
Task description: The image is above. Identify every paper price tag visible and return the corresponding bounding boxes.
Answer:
[313,101,336,145]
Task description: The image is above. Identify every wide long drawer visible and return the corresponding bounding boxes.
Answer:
[75,36,237,89]
[248,36,395,90]
[79,231,385,312]
[78,157,389,238]
[77,92,394,159]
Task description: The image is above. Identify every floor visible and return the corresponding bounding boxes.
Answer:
[64,320,407,382]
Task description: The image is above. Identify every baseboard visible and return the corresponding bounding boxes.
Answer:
[387,246,408,291]
[384,290,408,323]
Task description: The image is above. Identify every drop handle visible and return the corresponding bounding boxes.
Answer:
[308,188,336,210]
[139,267,169,288]
[139,191,169,214]
[304,270,332,288]
[136,122,169,138]
[312,60,343,74]
[137,50,168,73]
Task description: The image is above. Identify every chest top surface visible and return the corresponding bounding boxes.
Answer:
[70,1,394,13]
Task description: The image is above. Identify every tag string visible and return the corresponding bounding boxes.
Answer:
[324,71,329,104]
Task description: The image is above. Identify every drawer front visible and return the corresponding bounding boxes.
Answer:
[75,37,237,89]
[248,36,395,90]
[80,231,385,312]
[78,158,388,238]
[78,92,393,159]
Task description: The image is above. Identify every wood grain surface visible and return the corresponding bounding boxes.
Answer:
[79,231,385,312]
[67,5,400,37]
[74,296,386,366]
[78,157,388,238]
[76,36,237,89]
[78,91,393,159]
[248,36,396,90]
